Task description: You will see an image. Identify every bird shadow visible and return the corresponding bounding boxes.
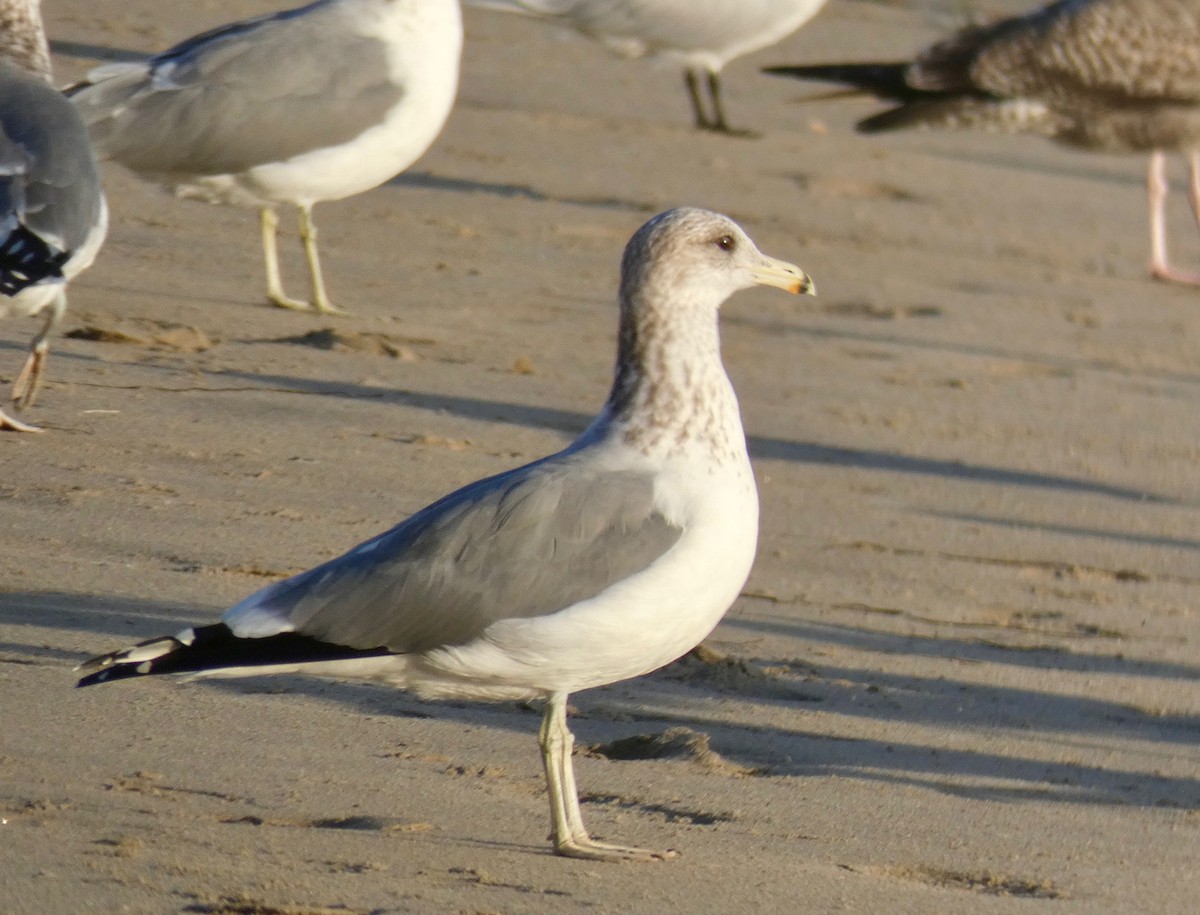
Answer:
[31,342,1179,506]
[5,589,1197,814]
[387,170,655,215]
[919,508,1200,554]
[49,39,146,65]
[194,364,1184,506]
[729,314,1200,395]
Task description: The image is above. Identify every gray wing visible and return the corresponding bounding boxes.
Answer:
[468,0,813,54]
[224,449,684,653]
[68,2,404,175]
[0,63,103,290]
[913,0,1200,103]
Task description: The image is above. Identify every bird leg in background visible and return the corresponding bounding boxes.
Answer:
[684,68,712,130]
[539,692,675,862]
[1184,150,1200,281]
[297,203,347,316]
[261,207,312,310]
[1148,150,1200,286]
[685,68,751,137]
[11,288,65,411]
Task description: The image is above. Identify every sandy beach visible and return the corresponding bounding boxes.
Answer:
[2,0,1199,911]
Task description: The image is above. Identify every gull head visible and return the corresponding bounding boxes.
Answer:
[620,207,814,313]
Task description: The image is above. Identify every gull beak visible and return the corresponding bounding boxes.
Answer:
[753,255,816,296]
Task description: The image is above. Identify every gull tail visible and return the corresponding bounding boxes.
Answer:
[763,62,916,101]
[762,63,998,134]
[75,623,389,687]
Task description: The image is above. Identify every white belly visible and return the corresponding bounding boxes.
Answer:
[414,458,760,697]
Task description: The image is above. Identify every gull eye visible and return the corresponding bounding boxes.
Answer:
[715,234,736,252]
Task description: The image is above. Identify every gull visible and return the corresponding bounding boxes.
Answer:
[67,0,462,314]
[764,0,1200,285]
[468,0,829,134]
[76,206,813,861]
[0,0,106,433]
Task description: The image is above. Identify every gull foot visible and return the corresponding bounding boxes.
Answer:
[0,408,44,433]
[1150,263,1200,286]
[267,293,351,316]
[554,835,678,863]
[268,292,317,311]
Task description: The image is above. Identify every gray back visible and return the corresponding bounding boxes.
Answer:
[71,2,405,175]
[234,448,683,652]
[0,62,103,254]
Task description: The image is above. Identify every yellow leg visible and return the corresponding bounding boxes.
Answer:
[539,693,676,862]
[261,207,311,310]
[298,204,347,315]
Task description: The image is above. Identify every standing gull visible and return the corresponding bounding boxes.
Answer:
[469,0,829,133]
[67,0,462,313]
[76,207,813,861]
[765,0,1200,285]
[0,0,107,433]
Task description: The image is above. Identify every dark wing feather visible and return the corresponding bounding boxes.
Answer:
[0,63,102,293]
[957,0,1200,104]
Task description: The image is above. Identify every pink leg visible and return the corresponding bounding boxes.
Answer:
[11,341,47,410]
[10,288,65,411]
[1148,150,1200,285]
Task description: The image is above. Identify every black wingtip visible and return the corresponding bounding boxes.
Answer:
[0,225,69,294]
[75,623,393,687]
[76,664,146,688]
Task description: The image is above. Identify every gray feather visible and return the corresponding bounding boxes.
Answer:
[69,2,405,176]
[231,446,683,652]
[0,61,103,274]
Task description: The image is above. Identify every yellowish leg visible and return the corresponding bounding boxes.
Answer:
[539,693,676,862]
[261,207,311,310]
[297,203,347,315]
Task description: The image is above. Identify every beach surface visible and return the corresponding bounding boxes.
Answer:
[2,1,1198,911]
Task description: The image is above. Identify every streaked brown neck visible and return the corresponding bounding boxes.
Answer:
[606,279,742,462]
[0,0,50,81]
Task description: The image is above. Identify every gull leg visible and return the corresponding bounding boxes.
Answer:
[298,204,347,316]
[1148,150,1200,285]
[539,693,675,862]
[687,68,755,138]
[12,288,65,411]
[684,68,714,131]
[706,70,733,135]
[261,207,311,310]
[1183,150,1200,277]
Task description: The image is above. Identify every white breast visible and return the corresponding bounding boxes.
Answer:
[418,451,759,697]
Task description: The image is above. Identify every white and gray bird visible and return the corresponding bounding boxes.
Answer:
[765,0,1200,285]
[469,0,829,133]
[76,207,813,861]
[67,0,462,314]
[0,0,106,433]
